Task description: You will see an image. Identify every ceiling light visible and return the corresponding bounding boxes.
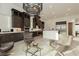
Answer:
[65,13,69,16]
[67,8,71,11]
[54,16,56,18]
[49,6,53,8]
[52,12,55,15]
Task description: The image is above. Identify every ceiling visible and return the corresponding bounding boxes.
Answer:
[41,3,79,19]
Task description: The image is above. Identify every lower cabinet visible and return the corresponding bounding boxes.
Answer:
[12,33,24,42]
[0,33,24,43]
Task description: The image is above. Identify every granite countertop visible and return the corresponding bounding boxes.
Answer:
[29,28,42,32]
[0,31,24,34]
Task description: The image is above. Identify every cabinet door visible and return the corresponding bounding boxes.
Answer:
[12,15,24,30]
[24,18,30,28]
[12,33,23,42]
[1,34,14,43]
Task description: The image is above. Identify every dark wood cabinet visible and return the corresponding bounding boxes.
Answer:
[42,22,44,29]
[12,15,24,28]
[11,9,30,31]
[23,12,30,31]
[0,32,24,43]
[24,18,30,28]
[11,9,24,31]
[11,9,44,43]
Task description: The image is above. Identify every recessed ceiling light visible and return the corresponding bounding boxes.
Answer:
[52,12,55,15]
[67,8,71,11]
[49,6,53,8]
[54,16,56,18]
[65,13,69,16]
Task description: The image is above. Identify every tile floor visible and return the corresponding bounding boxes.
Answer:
[8,36,79,56]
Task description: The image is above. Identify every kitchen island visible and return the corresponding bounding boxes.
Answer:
[0,31,24,43]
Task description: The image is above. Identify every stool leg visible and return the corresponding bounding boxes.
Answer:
[26,44,29,56]
[40,49,41,56]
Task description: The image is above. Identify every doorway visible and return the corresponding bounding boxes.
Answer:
[68,22,73,35]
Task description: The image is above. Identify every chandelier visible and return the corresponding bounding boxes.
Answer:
[23,3,43,15]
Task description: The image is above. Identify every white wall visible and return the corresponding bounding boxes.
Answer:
[40,12,79,36]
[40,4,79,36]
[0,3,24,31]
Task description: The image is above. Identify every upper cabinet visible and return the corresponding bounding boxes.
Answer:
[11,9,24,30]
[23,12,30,30]
[11,8,30,31]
